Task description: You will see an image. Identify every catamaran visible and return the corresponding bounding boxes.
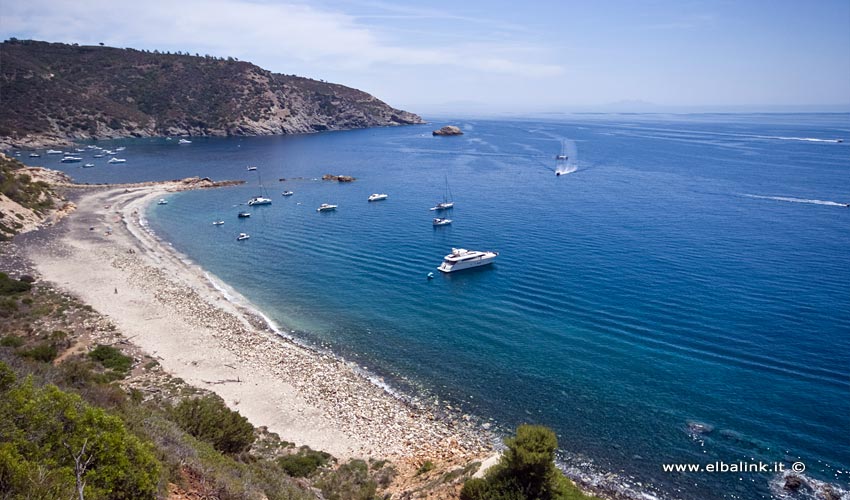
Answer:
[437,248,498,273]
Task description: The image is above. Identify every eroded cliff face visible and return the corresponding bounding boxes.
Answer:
[0,40,423,148]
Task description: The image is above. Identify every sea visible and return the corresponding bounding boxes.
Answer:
[38,113,850,500]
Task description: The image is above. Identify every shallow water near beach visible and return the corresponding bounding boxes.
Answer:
[47,114,850,499]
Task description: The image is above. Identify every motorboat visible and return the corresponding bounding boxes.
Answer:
[238,212,251,218]
[247,196,272,206]
[157,199,168,205]
[433,217,452,226]
[368,193,388,202]
[29,153,40,157]
[108,158,126,163]
[46,149,63,155]
[437,248,498,273]
[316,203,338,212]
[61,156,83,163]
[237,233,250,241]
[75,148,86,152]
[282,191,294,196]
[213,220,224,225]
[83,163,95,168]
[178,139,192,144]
[115,146,126,151]
[93,154,105,158]
[246,166,257,171]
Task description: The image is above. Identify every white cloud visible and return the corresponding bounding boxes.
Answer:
[1,0,563,78]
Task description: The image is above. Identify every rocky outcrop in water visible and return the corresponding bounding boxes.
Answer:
[432,125,463,136]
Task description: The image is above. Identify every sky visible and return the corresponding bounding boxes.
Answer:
[2,0,849,114]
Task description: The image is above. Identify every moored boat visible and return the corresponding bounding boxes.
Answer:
[437,248,498,273]
[178,139,192,144]
[282,191,294,196]
[368,193,388,202]
[238,212,251,218]
[213,220,224,225]
[108,157,127,164]
[433,217,452,226]
[83,163,95,168]
[157,199,168,205]
[61,156,83,163]
[237,233,250,241]
[247,196,272,206]
[316,203,338,212]
[46,149,63,155]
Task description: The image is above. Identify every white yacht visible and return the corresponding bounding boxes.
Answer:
[93,154,105,158]
[246,166,257,171]
[368,193,388,202]
[282,191,294,196]
[237,233,250,241]
[61,156,83,163]
[158,199,168,205]
[316,203,338,212]
[437,248,498,273]
[108,158,126,164]
[83,163,95,168]
[115,146,126,152]
[247,196,272,206]
[46,149,63,155]
[178,139,192,144]
[213,220,224,225]
[29,153,40,157]
[433,217,452,226]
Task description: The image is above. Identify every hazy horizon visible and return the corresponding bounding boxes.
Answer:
[2,0,848,115]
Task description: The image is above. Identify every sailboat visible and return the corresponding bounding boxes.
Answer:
[247,169,272,206]
[430,176,454,211]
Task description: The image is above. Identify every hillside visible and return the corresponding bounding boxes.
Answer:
[0,153,72,239]
[0,39,423,148]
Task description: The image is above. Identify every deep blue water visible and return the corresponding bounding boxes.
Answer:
[40,114,850,499]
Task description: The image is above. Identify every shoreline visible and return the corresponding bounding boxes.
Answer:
[22,180,494,469]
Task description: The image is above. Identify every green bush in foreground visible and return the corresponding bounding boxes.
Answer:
[0,362,161,499]
[461,425,598,500]
[172,394,256,454]
[0,273,32,296]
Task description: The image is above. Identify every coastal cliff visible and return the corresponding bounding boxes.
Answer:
[0,39,424,148]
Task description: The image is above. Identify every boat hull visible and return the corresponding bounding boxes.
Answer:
[437,253,497,273]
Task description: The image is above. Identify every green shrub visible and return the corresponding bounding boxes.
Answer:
[0,335,24,348]
[0,272,31,295]
[461,425,598,500]
[417,460,435,475]
[172,395,256,454]
[316,459,377,500]
[89,344,133,374]
[20,342,57,362]
[0,371,161,499]
[277,446,333,477]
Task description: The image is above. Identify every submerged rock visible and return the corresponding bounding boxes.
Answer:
[432,125,463,136]
[784,474,803,490]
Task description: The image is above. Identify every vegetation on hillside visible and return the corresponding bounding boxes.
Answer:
[0,154,57,240]
[0,269,401,499]
[0,39,422,143]
[461,425,600,500]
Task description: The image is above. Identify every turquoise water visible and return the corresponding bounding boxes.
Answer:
[47,115,850,499]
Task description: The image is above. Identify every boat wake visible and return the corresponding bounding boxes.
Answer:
[741,194,849,207]
[756,135,844,143]
[555,165,578,176]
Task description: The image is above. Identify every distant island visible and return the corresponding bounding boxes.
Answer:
[0,39,424,149]
[433,125,463,136]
